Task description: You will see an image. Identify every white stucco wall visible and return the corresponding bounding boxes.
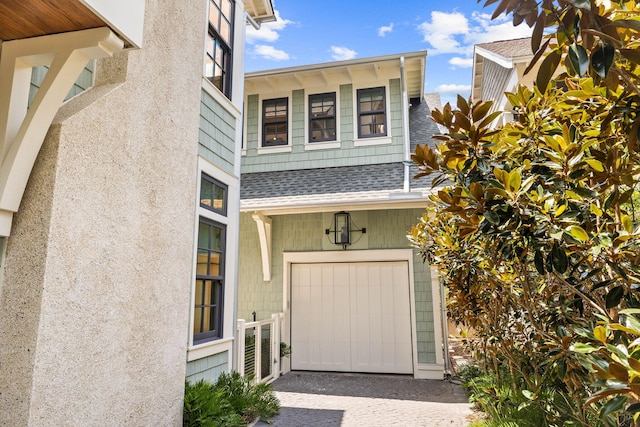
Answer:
[0,1,205,425]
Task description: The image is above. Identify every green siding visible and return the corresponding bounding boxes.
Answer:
[28,61,95,106]
[246,94,259,151]
[186,352,229,383]
[242,79,405,173]
[237,208,437,364]
[199,89,237,175]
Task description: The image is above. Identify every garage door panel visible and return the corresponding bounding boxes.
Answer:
[291,261,413,374]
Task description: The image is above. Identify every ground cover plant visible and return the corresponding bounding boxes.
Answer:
[410,1,640,425]
[183,372,279,427]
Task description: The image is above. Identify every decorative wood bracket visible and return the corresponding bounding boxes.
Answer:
[252,212,272,282]
[0,27,124,236]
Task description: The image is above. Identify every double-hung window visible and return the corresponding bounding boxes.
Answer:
[357,87,387,138]
[262,98,288,146]
[193,173,228,345]
[309,92,336,142]
[205,0,234,98]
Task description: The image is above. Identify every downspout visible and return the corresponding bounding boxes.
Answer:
[400,56,411,192]
[245,13,261,30]
[440,276,451,379]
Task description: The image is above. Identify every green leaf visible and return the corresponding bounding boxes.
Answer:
[591,42,615,79]
[586,158,605,172]
[534,251,545,275]
[627,403,640,414]
[571,342,598,353]
[551,242,568,274]
[606,286,625,309]
[537,50,561,92]
[568,43,589,76]
[484,210,500,225]
[601,395,627,417]
[569,225,589,242]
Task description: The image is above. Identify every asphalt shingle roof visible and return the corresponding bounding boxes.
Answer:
[476,37,532,59]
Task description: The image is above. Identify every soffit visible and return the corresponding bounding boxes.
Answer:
[246,51,426,100]
[243,0,276,23]
[0,0,106,41]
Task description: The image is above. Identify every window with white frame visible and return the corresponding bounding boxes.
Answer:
[262,98,288,146]
[309,92,337,142]
[193,173,228,345]
[205,0,234,98]
[357,87,387,138]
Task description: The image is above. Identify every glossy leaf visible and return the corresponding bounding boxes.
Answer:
[591,42,615,78]
[569,225,589,242]
[537,50,561,92]
[605,286,625,309]
[568,43,589,76]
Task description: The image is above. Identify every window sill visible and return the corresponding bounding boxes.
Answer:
[354,136,392,147]
[305,141,341,150]
[187,336,234,362]
[201,78,241,116]
[257,145,292,155]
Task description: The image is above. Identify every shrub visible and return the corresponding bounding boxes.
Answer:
[183,372,280,427]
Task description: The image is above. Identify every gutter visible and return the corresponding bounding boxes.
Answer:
[400,56,411,192]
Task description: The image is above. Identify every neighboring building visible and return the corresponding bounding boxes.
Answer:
[471,37,534,126]
[0,0,274,425]
[238,52,447,379]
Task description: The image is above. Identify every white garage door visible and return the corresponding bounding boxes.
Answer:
[291,262,413,374]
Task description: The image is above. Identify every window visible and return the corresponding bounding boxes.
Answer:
[357,87,387,138]
[205,0,234,98]
[200,173,227,215]
[262,98,288,146]
[194,219,226,344]
[309,92,336,142]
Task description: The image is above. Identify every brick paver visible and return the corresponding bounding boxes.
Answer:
[255,372,475,427]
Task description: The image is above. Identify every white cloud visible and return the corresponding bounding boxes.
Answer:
[330,46,357,61]
[417,11,470,55]
[465,12,532,45]
[418,10,533,57]
[436,83,472,94]
[378,23,394,37]
[253,45,290,61]
[449,57,473,68]
[246,10,293,44]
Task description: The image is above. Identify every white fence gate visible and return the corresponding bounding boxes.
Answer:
[237,313,284,384]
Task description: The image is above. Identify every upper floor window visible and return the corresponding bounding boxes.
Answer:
[205,0,234,98]
[262,98,288,147]
[357,87,387,138]
[200,173,227,215]
[309,92,337,142]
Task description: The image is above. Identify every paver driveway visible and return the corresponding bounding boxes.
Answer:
[255,371,475,427]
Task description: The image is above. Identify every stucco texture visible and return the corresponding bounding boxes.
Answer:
[0,2,205,425]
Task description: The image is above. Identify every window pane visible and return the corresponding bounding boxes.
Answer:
[198,223,209,248]
[213,185,225,211]
[211,226,222,251]
[200,174,228,215]
[220,18,230,44]
[209,6,220,29]
[197,249,209,275]
[221,0,232,18]
[209,253,220,276]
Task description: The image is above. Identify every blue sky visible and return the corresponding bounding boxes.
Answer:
[245,0,533,105]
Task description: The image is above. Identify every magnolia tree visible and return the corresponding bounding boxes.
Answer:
[410,1,640,424]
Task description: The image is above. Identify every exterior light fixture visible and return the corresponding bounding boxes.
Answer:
[325,211,366,250]
[335,212,351,248]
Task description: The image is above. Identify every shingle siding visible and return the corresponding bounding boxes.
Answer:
[241,79,405,174]
[199,89,236,175]
[28,61,95,106]
[185,352,229,383]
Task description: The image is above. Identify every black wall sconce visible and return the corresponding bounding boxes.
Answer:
[325,211,366,250]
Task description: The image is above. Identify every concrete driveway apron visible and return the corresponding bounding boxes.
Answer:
[255,371,475,427]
